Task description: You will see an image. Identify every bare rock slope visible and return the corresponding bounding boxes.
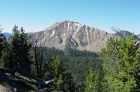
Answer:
[28,20,116,52]
[114,30,140,40]
[137,34,140,39]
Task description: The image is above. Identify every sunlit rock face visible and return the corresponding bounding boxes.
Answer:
[137,34,140,40]
[28,20,116,52]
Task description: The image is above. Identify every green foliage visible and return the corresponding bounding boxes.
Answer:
[0,27,6,67]
[100,37,120,91]
[12,26,32,71]
[17,79,35,90]
[114,33,140,92]
[101,33,140,92]
[0,25,103,92]
[47,56,75,92]
[3,25,32,71]
[84,69,100,92]
[49,56,64,78]
[43,88,50,92]
[1,40,13,68]
[43,47,102,90]
[1,25,140,92]
[28,90,35,92]
[1,81,11,89]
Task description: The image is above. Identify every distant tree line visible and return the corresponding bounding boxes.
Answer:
[0,25,140,92]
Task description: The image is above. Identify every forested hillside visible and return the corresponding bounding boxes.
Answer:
[0,25,102,92]
[43,47,102,89]
[0,25,140,92]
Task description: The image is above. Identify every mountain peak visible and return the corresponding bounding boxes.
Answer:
[57,20,82,26]
[114,30,140,40]
[29,20,115,52]
[44,20,83,32]
[137,34,140,39]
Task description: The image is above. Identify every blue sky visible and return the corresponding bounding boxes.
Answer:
[0,0,140,34]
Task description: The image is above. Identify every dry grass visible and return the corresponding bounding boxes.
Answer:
[0,85,12,92]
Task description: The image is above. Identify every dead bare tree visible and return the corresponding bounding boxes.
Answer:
[111,26,125,39]
[0,24,3,32]
[29,33,48,79]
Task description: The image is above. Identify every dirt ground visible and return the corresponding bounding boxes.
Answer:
[0,85,12,92]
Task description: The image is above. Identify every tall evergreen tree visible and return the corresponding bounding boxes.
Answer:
[0,24,6,67]
[101,33,140,92]
[1,39,13,68]
[0,25,5,57]
[84,69,100,92]
[10,25,32,71]
[100,37,120,91]
[47,56,75,92]
[113,33,140,92]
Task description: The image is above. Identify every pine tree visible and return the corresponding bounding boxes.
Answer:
[100,37,120,91]
[0,25,6,67]
[1,39,13,68]
[101,33,140,92]
[18,27,32,71]
[47,56,75,92]
[113,33,140,92]
[10,25,32,71]
[0,25,5,57]
[84,69,100,92]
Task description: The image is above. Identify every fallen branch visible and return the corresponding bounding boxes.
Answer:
[30,79,54,86]
[17,70,44,82]
[0,67,54,86]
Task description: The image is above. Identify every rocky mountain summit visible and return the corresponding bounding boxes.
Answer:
[114,30,140,40]
[114,30,132,38]
[28,20,116,52]
[137,34,140,39]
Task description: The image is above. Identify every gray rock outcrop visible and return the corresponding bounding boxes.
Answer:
[28,20,116,52]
